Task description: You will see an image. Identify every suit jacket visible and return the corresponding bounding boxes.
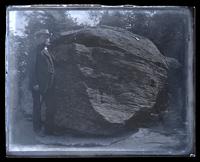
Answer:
[29,44,54,95]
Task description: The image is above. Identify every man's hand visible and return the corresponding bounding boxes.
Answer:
[33,84,39,91]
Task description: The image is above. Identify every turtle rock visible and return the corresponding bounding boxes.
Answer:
[46,26,178,136]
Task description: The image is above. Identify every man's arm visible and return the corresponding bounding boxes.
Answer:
[35,48,51,94]
[28,48,38,91]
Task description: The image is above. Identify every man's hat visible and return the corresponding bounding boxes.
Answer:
[34,29,50,37]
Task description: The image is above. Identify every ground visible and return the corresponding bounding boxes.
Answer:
[8,109,189,156]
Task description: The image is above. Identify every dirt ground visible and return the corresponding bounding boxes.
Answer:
[7,110,189,156]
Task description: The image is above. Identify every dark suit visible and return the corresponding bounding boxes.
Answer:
[29,43,55,134]
[28,44,44,133]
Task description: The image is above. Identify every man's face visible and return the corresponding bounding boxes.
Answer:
[36,34,50,45]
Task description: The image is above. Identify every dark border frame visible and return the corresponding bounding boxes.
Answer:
[1,0,197,160]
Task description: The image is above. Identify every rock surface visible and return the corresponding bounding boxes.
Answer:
[47,26,173,135]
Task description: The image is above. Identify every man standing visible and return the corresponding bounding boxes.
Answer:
[29,29,55,135]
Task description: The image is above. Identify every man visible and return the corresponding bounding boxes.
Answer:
[29,29,56,135]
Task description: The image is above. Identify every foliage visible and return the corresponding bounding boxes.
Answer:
[12,10,79,80]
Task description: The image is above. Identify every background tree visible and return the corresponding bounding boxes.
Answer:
[20,10,79,78]
[88,10,103,26]
[99,10,126,28]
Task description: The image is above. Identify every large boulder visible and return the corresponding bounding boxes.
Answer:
[46,26,177,136]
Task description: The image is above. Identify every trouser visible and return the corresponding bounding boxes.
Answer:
[32,90,42,133]
[32,83,56,134]
[43,86,56,134]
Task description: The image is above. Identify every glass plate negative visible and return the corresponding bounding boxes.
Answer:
[5,5,195,157]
